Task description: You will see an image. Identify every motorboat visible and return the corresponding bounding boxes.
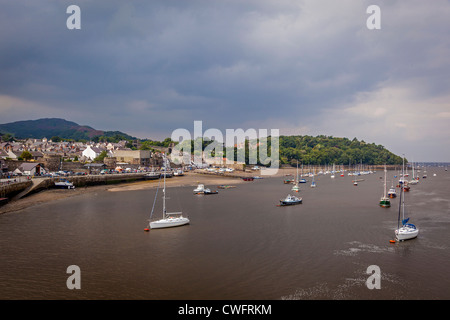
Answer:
[193,184,206,194]
[279,194,302,206]
[145,171,160,180]
[388,187,397,198]
[54,179,75,189]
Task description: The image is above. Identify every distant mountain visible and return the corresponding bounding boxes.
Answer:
[0,118,136,141]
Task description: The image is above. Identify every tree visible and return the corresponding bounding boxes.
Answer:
[93,150,108,162]
[1,133,14,142]
[20,150,33,161]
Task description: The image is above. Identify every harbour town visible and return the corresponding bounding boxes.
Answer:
[1,1,449,306]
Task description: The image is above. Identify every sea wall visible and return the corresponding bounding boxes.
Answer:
[67,173,147,187]
[0,173,148,201]
[0,181,33,199]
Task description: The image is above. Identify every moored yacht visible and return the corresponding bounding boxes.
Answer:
[388,187,397,198]
[147,154,189,230]
[379,165,391,208]
[54,178,75,189]
[394,155,419,241]
[279,194,302,206]
[193,183,206,194]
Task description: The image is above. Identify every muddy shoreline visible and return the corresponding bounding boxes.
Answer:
[0,172,256,215]
[0,168,301,215]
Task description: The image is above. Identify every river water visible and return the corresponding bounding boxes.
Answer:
[1,169,449,300]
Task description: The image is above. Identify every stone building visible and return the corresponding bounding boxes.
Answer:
[112,150,151,166]
[42,154,61,172]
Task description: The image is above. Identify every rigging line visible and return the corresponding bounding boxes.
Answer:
[149,174,162,221]
[174,176,183,213]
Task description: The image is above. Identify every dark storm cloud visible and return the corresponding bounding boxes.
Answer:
[1,1,449,160]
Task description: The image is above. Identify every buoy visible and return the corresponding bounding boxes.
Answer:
[144,228,150,232]
[389,240,396,243]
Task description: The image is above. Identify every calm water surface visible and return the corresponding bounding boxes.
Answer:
[1,170,449,299]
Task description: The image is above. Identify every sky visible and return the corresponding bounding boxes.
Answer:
[0,0,449,162]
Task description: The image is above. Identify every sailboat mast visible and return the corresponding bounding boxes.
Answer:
[384,164,387,198]
[163,154,167,219]
[397,180,402,229]
[402,156,405,221]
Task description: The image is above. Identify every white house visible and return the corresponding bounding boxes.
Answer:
[82,145,105,161]
[7,150,21,160]
[14,163,47,176]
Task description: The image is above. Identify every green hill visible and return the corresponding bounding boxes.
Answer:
[175,135,404,166]
[0,118,135,142]
[278,135,403,165]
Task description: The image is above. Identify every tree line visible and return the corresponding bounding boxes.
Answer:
[169,135,404,166]
[278,135,404,165]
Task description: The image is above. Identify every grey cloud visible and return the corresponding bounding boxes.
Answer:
[0,0,449,160]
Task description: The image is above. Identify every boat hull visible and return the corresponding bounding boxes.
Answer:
[150,217,190,229]
[193,184,205,194]
[395,226,419,241]
[145,173,160,180]
[279,199,302,206]
[379,198,391,208]
[388,193,397,198]
[54,183,75,189]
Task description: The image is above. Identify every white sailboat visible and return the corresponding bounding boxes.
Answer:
[292,160,300,192]
[147,155,189,230]
[394,156,419,241]
[379,165,390,208]
[310,168,316,188]
[409,161,418,185]
[299,164,307,183]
